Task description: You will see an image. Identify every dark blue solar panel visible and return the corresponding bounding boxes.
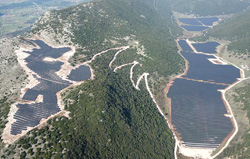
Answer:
[178,18,202,25]
[197,17,219,26]
[167,38,240,148]
[68,65,91,81]
[178,40,193,52]
[181,25,209,31]
[168,79,233,146]
[192,42,220,54]
[10,40,91,135]
[181,51,241,84]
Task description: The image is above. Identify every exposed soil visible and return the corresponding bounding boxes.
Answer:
[0,37,28,101]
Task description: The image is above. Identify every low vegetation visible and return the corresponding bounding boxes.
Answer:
[218,80,250,158]
[32,0,185,112]
[205,8,250,55]
[171,0,250,16]
[0,37,29,152]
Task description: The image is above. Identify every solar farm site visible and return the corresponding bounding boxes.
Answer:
[10,40,91,135]
[167,39,241,148]
[178,17,219,31]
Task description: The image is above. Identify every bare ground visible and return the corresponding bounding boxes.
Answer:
[0,37,29,101]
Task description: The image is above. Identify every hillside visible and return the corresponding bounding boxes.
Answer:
[207,8,250,55]
[190,8,250,77]
[0,0,90,36]
[0,37,30,148]
[0,0,183,158]
[171,0,250,16]
[217,79,250,158]
[31,0,185,111]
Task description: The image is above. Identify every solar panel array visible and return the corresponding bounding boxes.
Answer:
[181,51,240,84]
[192,42,220,54]
[178,17,219,32]
[180,25,209,32]
[67,65,91,81]
[178,40,193,52]
[167,40,240,148]
[11,40,90,135]
[168,79,232,147]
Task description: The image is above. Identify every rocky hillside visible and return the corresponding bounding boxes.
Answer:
[0,37,30,139]
[171,0,250,16]
[0,37,28,101]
